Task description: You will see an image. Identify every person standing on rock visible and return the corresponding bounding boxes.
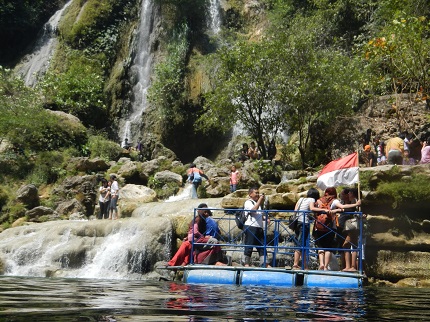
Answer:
[229,165,241,193]
[98,179,110,219]
[187,163,209,199]
[109,174,119,220]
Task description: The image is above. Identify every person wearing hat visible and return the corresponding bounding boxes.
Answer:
[168,204,224,266]
[363,144,376,167]
[198,203,221,239]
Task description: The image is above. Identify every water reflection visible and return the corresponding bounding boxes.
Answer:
[0,276,430,321]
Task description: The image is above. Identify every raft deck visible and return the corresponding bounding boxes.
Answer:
[166,207,366,288]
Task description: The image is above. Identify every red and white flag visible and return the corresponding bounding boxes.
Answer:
[317,152,359,190]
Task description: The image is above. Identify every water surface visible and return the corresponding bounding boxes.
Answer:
[1,276,430,321]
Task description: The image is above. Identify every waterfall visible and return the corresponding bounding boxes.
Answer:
[120,0,155,147]
[165,184,193,202]
[208,0,221,34]
[0,217,172,280]
[14,0,73,87]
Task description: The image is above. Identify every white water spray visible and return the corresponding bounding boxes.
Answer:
[120,0,154,147]
[14,0,73,87]
[208,0,221,34]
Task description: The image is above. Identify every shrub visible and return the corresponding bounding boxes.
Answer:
[26,151,67,185]
[376,174,430,208]
[87,135,123,161]
[39,50,108,128]
[0,187,8,211]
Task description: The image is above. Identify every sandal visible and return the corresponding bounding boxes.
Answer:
[292,265,300,270]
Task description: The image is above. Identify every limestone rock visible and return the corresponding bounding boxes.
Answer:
[52,175,98,216]
[66,157,110,172]
[118,184,157,217]
[56,199,85,216]
[154,170,182,186]
[151,143,177,161]
[205,177,230,197]
[26,206,59,222]
[117,160,147,184]
[16,184,39,208]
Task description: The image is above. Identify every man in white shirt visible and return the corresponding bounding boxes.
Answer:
[243,187,268,267]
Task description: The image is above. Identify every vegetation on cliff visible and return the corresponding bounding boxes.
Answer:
[0,0,430,228]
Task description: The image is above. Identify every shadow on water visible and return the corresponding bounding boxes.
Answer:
[1,276,430,321]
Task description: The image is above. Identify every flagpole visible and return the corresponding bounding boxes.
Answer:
[356,145,361,209]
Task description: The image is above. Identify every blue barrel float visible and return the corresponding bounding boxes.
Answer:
[240,270,295,287]
[304,273,360,288]
[184,269,237,285]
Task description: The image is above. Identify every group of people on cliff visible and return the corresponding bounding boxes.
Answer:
[361,130,430,167]
[168,184,363,272]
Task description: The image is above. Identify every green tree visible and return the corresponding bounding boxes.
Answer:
[147,24,189,140]
[201,41,284,158]
[39,50,107,128]
[273,14,364,168]
[0,66,87,152]
[362,15,430,111]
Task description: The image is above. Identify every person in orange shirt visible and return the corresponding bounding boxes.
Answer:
[187,163,209,199]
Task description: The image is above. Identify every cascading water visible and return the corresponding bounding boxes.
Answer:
[208,0,221,34]
[0,217,172,279]
[120,0,155,147]
[165,184,193,202]
[14,0,73,87]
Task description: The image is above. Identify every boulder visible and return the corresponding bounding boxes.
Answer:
[151,143,177,161]
[191,156,214,172]
[66,157,110,172]
[118,184,157,217]
[26,206,60,222]
[16,184,39,208]
[206,177,230,197]
[117,160,147,184]
[154,170,182,186]
[56,199,86,216]
[52,175,98,216]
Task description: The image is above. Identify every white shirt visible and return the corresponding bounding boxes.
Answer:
[244,199,263,228]
[99,185,110,202]
[111,180,119,197]
[295,197,314,223]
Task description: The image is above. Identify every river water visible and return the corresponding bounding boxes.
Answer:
[1,276,429,321]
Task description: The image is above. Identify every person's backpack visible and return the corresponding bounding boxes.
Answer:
[314,198,334,232]
[234,209,248,230]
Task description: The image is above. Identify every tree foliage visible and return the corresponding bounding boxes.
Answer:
[148,24,190,140]
[38,49,107,128]
[274,13,364,167]
[0,66,87,152]
[362,15,430,102]
[201,41,284,159]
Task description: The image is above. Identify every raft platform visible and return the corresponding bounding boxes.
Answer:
[164,207,366,289]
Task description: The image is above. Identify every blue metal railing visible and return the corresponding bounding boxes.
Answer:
[189,207,364,274]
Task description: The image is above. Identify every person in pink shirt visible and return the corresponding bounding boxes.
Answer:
[419,138,430,164]
[229,165,241,192]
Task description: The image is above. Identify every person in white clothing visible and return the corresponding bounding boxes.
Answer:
[243,187,268,267]
[292,188,320,269]
[109,174,119,220]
